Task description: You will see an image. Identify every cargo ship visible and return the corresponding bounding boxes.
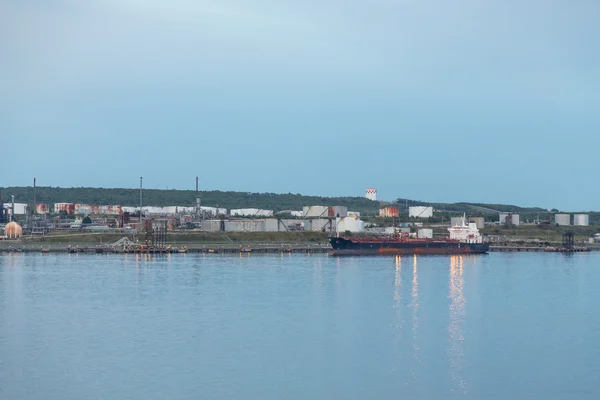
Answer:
[329,218,489,256]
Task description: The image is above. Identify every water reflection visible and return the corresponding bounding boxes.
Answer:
[411,255,420,379]
[393,256,402,317]
[449,255,467,394]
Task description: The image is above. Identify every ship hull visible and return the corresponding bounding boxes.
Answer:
[329,237,489,256]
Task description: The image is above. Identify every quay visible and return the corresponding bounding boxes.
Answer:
[0,243,595,255]
[489,246,592,253]
[0,244,332,255]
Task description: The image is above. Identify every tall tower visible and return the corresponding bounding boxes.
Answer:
[365,188,377,201]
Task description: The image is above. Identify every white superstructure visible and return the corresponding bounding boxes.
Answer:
[448,215,483,243]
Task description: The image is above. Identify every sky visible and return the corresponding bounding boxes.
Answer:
[1,0,599,211]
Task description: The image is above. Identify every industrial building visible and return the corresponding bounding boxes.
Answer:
[555,214,571,226]
[409,206,433,218]
[3,203,28,218]
[499,213,520,227]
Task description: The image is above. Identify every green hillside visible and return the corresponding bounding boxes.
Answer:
[0,186,381,214]
[0,186,587,218]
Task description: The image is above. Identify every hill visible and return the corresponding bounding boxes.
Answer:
[0,186,570,216]
[0,186,381,214]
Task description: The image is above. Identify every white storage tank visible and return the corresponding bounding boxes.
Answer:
[336,217,364,233]
[264,218,279,232]
[555,214,571,226]
[304,219,336,232]
[418,228,433,239]
[224,220,265,232]
[499,213,520,227]
[200,220,223,232]
[451,217,465,226]
[469,217,485,229]
[230,208,274,217]
[409,206,433,218]
[573,214,589,226]
[303,206,329,218]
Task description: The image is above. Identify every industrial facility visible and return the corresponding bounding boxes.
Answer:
[2,179,598,241]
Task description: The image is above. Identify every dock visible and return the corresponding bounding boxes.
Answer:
[489,246,591,253]
[0,244,332,255]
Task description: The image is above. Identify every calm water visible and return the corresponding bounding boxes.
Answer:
[1,252,599,399]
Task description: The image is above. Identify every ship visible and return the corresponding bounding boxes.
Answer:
[329,217,489,256]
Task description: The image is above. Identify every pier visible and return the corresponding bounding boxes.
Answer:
[0,244,332,255]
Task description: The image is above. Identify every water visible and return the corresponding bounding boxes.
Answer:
[1,252,599,399]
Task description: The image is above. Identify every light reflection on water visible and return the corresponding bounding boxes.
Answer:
[449,255,467,394]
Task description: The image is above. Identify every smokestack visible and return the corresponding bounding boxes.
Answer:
[140,177,143,224]
[11,194,15,222]
[33,177,36,214]
[195,176,201,219]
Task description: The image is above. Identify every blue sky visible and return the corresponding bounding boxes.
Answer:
[1,1,598,211]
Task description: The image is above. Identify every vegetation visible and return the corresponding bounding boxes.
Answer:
[2,186,380,214]
[2,186,597,220]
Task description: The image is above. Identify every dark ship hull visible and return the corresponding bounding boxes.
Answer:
[329,237,489,256]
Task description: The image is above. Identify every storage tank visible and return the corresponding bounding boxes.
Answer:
[304,219,336,232]
[469,217,485,229]
[379,207,399,218]
[264,219,279,232]
[418,228,433,239]
[200,220,223,232]
[409,206,433,218]
[499,213,520,227]
[4,221,23,238]
[329,206,348,218]
[74,204,92,215]
[573,214,589,226]
[303,206,329,218]
[451,217,465,226]
[54,203,75,214]
[555,214,571,226]
[35,204,49,214]
[336,217,364,233]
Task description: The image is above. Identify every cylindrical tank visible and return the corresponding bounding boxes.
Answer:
[4,221,23,238]
[573,214,589,226]
[555,214,571,226]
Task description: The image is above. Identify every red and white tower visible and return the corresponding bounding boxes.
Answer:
[365,188,377,201]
